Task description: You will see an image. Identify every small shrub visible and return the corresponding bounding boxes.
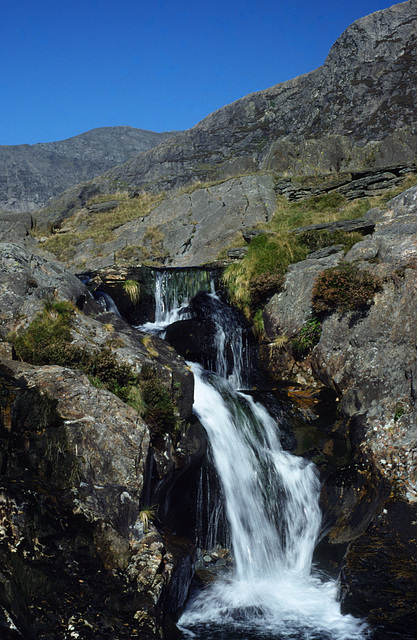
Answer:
[394,403,406,422]
[139,366,177,435]
[9,300,76,365]
[312,263,381,313]
[252,308,265,337]
[291,317,322,357]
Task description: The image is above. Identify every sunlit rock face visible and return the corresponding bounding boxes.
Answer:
[37,0,417,224]
[262,186,417,633]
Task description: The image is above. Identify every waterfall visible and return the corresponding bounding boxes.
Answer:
[140,268,369,640]
[178,367,369,639]
[94,290,121,316]
[139,268,215,332]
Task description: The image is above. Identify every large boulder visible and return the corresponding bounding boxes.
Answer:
[44,174,277,269]
[0,242,96,338]
[0,244,206,638]
[0,358,193,639]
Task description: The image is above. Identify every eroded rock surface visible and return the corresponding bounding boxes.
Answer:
[0,359,194,639]
[52,174,277,269]
[262,186,417,631]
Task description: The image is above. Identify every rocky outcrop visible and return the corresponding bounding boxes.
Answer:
[35,1,417,221]
[276,164,417,202]
[0,126,178,213]
[40,175,277,269]
[0,244,207,638]
[0,359,193,639]
[262,185,417,632]
[0,242,96,338]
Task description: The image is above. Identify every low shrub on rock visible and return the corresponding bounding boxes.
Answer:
[312,263,381,313]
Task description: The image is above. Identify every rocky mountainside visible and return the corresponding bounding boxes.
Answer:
[38,0,417,221]
[0,126,178,212]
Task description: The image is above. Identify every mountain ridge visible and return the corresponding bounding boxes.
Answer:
[37,0,417,223]
[0,126,178,212]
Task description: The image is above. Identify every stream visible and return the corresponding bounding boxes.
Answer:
[140,269,370,640]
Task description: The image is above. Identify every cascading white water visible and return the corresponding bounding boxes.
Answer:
[178,367,370,639]
[139,268,215,333]
[139,268,370,639]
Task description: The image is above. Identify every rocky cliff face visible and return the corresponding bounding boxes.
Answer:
[262,186,417,634]
[38,0,417,220]
[0,243,206,638]
[0,127,178,213]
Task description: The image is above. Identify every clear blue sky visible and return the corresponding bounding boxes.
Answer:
[0,0,399,145]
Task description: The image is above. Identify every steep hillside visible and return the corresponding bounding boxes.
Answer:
[0,126,178,212]
[38,0,417,223]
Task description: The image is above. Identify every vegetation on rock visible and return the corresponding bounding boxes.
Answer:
[38,191,165,263]
[311,263,381,313]
[223,233,308,322]
[291,316,322,357]
[8,300,179,438]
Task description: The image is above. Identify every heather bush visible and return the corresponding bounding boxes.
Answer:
[312,263,381,313]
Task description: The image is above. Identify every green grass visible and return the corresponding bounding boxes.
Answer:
[223,233,308,319]
[222,172,417,326]
[38,192,165,263]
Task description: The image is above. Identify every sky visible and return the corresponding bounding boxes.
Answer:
[0,0,400,146]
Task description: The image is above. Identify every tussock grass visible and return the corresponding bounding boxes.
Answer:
[222,173,417,326]
[223,233,308,319]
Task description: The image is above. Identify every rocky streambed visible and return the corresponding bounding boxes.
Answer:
[0,187,417,638]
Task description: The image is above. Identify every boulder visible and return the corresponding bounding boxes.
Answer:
[0,242,97,338]
[0,358,194,638]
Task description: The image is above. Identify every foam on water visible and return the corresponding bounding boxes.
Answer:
[178,365,369,640]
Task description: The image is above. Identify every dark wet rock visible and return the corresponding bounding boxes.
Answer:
[165,317,218,367]
[340,499,417,634]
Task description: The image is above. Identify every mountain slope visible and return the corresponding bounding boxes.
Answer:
[68,0,417,200]
[0,126,178,212]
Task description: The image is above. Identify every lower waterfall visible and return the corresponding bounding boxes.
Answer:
[178,366,369,639]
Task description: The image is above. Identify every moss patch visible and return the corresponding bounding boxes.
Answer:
[8,301,178,438]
